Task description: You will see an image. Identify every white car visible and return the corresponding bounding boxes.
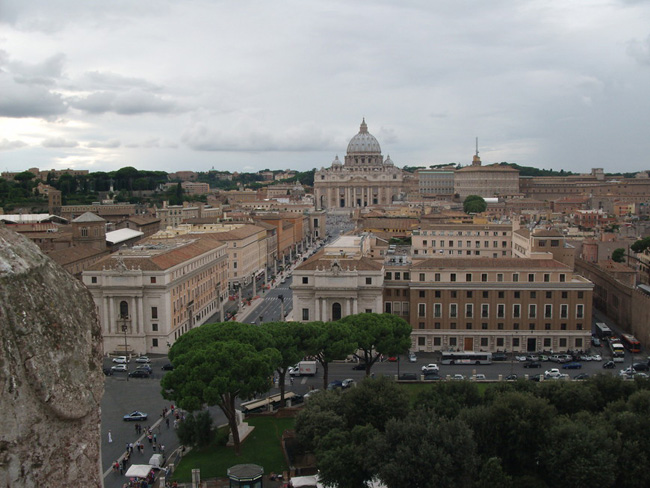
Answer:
[342,378,356,389]
[112,356,128,364]
[451,374,466,381]
[111,364,127,372]
[516,355,528,362]
[590,354,602,361]
[473,374,487,381]
[544,368,561,378]
[135,356,150,363]
[408,353,417,363]
[421,363,439,373]
[303,389,321,400]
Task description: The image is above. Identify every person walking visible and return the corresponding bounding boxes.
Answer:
[108,430,112,443]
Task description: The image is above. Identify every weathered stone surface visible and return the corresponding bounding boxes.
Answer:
[0,228,104,487]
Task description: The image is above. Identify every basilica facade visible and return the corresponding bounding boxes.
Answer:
[313,119,408,210]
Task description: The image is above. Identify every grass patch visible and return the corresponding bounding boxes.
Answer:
[172,416,295,482]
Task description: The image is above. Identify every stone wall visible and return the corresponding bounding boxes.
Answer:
[0,227,104,487]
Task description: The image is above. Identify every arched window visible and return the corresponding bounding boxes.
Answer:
[120,301,129,319]
[332,302,342,321]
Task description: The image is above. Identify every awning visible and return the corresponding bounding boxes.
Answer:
[124,464,153,478]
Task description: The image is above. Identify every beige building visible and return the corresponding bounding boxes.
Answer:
[454,154,520,200]
[314,119,408,210]
[155,201,200,228]
[411,221,514,258]
[292,235,384,321]
[389,257,593,353]
[83,236,229,355]
[416,166,456,197]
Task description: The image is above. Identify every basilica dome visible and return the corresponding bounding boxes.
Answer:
[347,118,381,155]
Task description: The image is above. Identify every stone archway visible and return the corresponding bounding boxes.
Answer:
[332,302,342,320]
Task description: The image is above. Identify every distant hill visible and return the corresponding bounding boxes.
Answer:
[497,163,576,177]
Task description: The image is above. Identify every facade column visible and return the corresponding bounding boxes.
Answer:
[352,298,358,315]
[130,297,137,333]
[315,298,321,321]
[345,299,351,317]
[108,297,115,334]
[137,296,144,334]
[321,298,327,322]
[103,296,110,334]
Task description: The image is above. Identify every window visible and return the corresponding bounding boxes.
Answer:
[449,337,457,346]
[577,323,583,330]
[418,303,426,317]
[481,273,488,282]
[120,301,129,319]
[497,273,503,282]
[385,272,392,280]
[498,291,505,299]
[530,291,537,299]
[435,273,441,282]
[418,322,425,329]
[513,304,521,318]
[575,338,583,348]
[466,322,473,330]
[482,291,489,299]
[419,273,425,281]
[482,322,488,330]
[404,273,410,280]
[480,337,489,347]
[497,304,505,318]
[560,304,568,318]
[366,308,373,314]
[528,273,535,282]
[434,303,442,318]
[513,338,520,347]
[302,308,309,320]
[302,277,309,284]
[481,304,489,318]
[418,337,426,346]
[497,337,505,347]
[419,290,425,298]
[152,324,158,332]
[466,273,472,282]
[559,274,566,283]
[151,307,158,319]
[366,277,372,285]
[435,290,441,298]
[450,303,458,318]
[434,337,441,345]
[513,323,520,330]
[562,291,568,299]
[578,291,584,299]
[434,322,441,329]
[395,272,401,280]
[546,291,552,299]
[513,273,519,282]
[450,273,456,282]
[544,304,552,318]
[544,338,552,348]
[91,276,97,283]
[465,304,473,318]
[152,338,158,347]
[386,289,392,296]
[466,291,473,298]
[514,291,520,299]
[451,291,457,298]
[561,323,567,330]
[497,323,504,330]
[529,304,537,318]
[576,304,584,319]
[150,277,156,284]
[529,323,535,330]
[559,338,567,348]
[544,273,550,283]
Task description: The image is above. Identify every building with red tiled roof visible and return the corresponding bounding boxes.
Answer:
[82,236,229,355]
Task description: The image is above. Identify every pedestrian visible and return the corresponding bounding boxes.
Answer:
[108,430,112,443]
[112,461,118,473]
[290,377,294,386]
[160,444,165,454]
[140,443,144,454]
[153,434,157,443]
[166,417,170,428]
[147,434,153,444]
[129,442,133,454]
[173,419,178,429]
[152,443,157,452]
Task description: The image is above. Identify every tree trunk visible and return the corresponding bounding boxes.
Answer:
[279,369,287,407]
[322,362,330,390]
[221,393,241,455]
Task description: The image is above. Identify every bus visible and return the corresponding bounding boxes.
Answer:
[609,339,625,363]
[595,322,613,339]
[441,351,492,365]
[620,333,641,353]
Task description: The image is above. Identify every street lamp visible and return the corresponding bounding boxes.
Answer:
[278,294,285,322]
[121,323,129,381]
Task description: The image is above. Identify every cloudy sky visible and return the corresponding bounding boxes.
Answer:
[1,0,650,176]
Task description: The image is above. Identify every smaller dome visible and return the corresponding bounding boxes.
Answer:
[332,155,342,166]
[384,154,394,166]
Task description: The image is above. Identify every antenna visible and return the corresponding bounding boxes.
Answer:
[475,137,479,157]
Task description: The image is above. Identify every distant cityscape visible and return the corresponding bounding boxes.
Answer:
[2,120,650,357]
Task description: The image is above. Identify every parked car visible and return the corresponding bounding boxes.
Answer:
[562,362,583,370]
[421,363,439,373]
[523,361,541,369]
[603,360,616,369]
[303,389,321,400]
[515,355,528,362]
[579,355,592,362]
[545,368,561,378]
[451,374,466,381]
[112,356,128,364]
[590,354,602,361]
[529,374,542,382]
[592,337,602,347]
[352,363,366,371]
[135,365,152,373]
[111,364,127,372]
[341,378,356,388]
[123,411,148,421]
[103,367,113,376]
[135,356,150,363]
[539,355,549,362]
[408,353,417,363]
[526,354,539,362]
[398,373,417,381]
[162,363,174,371]
[492,352,508,361]
[473,374,487,381]
[505,374,518,381]
[387,356,398,362]
[574,373,590,380]
[129,369,150,378]
[632,362,650,371]
[327,380,344,390]
[423,374,443,381]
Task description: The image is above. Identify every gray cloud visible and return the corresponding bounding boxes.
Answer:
[83,71,161,91]
[627,35,650,66]
[42,137,78,148]
[70,90,177,115]
[0,138,27,151]
[10,53,66,85]
[0,75,67,118]
[87,139,121,149]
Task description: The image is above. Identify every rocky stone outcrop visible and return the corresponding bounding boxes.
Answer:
[0,228,104,487]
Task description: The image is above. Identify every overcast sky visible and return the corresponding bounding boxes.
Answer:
[1,0,650,176]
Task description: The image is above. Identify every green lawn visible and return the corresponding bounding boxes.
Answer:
[172,416,295,482]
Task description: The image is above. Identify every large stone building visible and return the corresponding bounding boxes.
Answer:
[454,153,520,200]
[83,236,229,355]
[386,257,593,353]
[314,119,408,210]
[411,221,514,258]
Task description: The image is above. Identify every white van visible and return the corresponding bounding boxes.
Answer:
[112,356,128,364]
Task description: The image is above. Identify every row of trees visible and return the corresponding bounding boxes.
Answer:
[160,314,412,454]
[296,374,650,488]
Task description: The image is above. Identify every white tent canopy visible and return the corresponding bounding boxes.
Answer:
[124,464,153,478]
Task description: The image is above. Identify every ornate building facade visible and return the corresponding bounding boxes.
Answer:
[313,119,408,210]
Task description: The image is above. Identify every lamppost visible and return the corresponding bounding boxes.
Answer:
[278,295,285,322]
[122,323,129,381]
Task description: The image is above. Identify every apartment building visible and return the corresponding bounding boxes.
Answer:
[411,222,514,258]
[385,257,593,354]
[83,236,229,355]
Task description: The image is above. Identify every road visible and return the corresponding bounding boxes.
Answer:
[243,277,294,324]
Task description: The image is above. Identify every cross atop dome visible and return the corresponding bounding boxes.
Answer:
[359,118,368,134]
